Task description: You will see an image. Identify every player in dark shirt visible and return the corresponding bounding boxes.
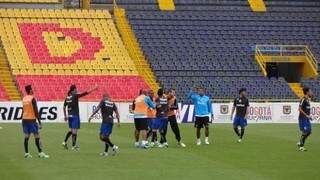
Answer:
[89,93,120,156]
[62,84,98,150]
[230,88,249,143]
[163,89,186,147]
[152,88,169,147]
[297,87,313,152]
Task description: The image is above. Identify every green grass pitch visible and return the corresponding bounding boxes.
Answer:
[0,123,319,180]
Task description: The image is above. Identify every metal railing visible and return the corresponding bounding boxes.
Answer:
[255,45,318,74]
[255,46,267,76]
[305,46,318,70]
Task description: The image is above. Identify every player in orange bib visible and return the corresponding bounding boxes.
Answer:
[132,89,156,148]
[164,89,186,147]
[22,85,49,158]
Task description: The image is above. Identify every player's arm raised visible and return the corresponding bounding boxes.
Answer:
[145,96,156,109]
[187,88,196,101]
[78,85,99,98]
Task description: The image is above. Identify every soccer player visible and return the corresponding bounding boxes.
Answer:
[62,84,98,150]
[22,85,49,158]
[153,88,169,147]
[230,88,249,143]
[297,87,313,152]
[88,93,120,156]
[132,89,144,147]
[165,89,186,147]
[188,87,213,145]
[146,90,158,147]
[133,89,156,148]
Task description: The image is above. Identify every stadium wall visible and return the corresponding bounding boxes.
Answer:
[0,102,320,124]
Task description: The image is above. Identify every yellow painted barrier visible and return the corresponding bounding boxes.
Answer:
[248,0,266,12]
[158,0,175,11]
[114,8,159,91]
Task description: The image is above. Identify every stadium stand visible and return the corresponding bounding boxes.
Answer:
[0,44,20,100]
[118,0,320,102]
[0,9,150,101]
[0,82,9,100]
[114,8,159,92]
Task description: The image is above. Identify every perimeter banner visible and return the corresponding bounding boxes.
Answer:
[1,102,320,123]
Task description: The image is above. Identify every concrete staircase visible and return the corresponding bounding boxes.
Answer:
[288,83,304,98]
[114,8,159,92]
[0,45,21,101]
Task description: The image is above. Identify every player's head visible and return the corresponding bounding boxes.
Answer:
[148,89,154,97]
[139,89,144,95]
[239,88,247,97]
[303,87,312,97]
[25,85,33,95]
[140,89,147,95]
[103,93,110,100]
[169,88,176,96]
[68,84,77,95]
[197,87,205,96]
[158,88,164,97]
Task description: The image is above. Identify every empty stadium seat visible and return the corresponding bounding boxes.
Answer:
[16,75,148,101]
[119,0,320,102]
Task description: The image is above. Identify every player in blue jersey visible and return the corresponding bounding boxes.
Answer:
[297,87,313,152]
[188,87,213,145]
[230,88,249,143]
[89,93,120,156]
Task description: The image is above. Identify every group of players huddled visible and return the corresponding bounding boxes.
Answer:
[20,84,313,158]
[132,88,186,149]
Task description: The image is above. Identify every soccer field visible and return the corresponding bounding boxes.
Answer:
[0,123,319,180]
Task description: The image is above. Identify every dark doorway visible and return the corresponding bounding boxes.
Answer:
[266,63,278,79]
[266,63,303,82]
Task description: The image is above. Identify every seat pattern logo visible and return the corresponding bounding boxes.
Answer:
[18,23,104,64]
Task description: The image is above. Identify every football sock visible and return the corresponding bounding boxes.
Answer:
[104,143,109,152]
[35,137,42,153]
[105,138,114,148]
[147,129,152,139]
[160,132,167,143]
[24,137,29,153]
[240,128,245,139]
[72,134,77,146]
[233,127,240,137]
[300,133,310,147]
[64,131,72,143]
[151,132,157,142]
